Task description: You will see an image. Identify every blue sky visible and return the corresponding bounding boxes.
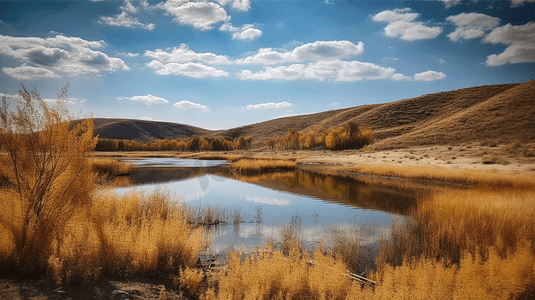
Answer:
[0,0,533,130]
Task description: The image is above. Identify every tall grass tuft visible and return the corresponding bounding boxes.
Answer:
[90,158,133,178]
[230,159,296,173]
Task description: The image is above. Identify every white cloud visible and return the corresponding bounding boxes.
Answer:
[372,8,418,23]
[373,8,443,41]
[238,60,396,82]
[145,44,231,64]
[117,94,169,105]
[3,65,61,80]
[231,0,251,11]
[244,195,290,206]
[235,40,365,65]
[438,0,462,8]
[157,0,229,30]
[121,0,137,14]
[220,23,262,41]
[446,13,500,42]
[174,100,210,111]
[246,101,293,109]
[510,0,535,7]
[146,60,229,78]
[144,44,230,78]
[99,11,155,30]
[414,70,446,81]
[482,22,535,66]
[391,73,412,81]
[140,116,154,121]
[0,34,129,78]
[118,51,140,57]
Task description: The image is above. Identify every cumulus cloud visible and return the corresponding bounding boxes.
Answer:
[118,51,140,57]
[3,65,61,80]
[174,100,210,111]
[231,0,251,11]
[144,44,230,78]
[391,73,412,81]
[145,44,231,64]
[238,60,396,82]
[146,61,229,78]
[219,23,262,41]
[482,22,535,66]
[446,13,500,42]
[100,11,155,30]
[414,70,446,81]
[246,101,293,109]
[0,34,129,79]
[245,195,290,206]
[373,8,443,41]
[235,40,364,65]
[117,94,169,105]
[99,0,155,30]
[157,0,229,30]
[438,0,463,8]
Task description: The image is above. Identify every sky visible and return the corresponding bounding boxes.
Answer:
[0,0,534,130]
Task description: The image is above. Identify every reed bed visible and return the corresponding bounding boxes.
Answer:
[0,189,210,285]
[378,188,535,267]
[230,159,296,173]
[204,187,535,299]
[351,163,535,188]
[90,158,133,177]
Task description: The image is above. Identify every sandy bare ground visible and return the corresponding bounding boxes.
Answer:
[235,145,535,175]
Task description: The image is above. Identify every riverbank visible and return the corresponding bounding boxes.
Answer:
[92,143,535,173]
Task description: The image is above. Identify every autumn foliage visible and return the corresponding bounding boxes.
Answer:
[265,122,374,151]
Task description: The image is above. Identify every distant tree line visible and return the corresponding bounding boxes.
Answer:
[95,135,252,151]
[264,122,374,151]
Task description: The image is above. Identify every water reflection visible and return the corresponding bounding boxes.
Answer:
[114,158,421,256]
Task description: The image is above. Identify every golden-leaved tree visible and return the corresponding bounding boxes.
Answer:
[0,84,97,274]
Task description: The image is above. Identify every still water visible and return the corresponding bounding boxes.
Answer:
[115,158,420,255]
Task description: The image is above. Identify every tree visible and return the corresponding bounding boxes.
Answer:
[0,84,97,273]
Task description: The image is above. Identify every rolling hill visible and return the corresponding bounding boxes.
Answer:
[87,80,535,150]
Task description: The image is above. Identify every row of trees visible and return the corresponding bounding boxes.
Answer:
[95,135,253,152]
[265,122,374,151]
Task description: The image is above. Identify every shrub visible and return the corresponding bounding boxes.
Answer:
[0,84,97,274]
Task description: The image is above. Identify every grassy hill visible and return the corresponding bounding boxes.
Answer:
[88,80,535,149]
[91,118,211,143]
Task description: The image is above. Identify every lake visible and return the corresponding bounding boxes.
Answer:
[114,158,422,257]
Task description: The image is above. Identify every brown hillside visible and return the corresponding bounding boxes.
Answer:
[91,118,212,143]
[369,80,535,149]
[83,80,534,149]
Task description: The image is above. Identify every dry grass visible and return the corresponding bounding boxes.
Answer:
[204,187,535,299]
[91,158,133,177]
[204,248,357,300]
[351,163,535,188]
[204,244,535,300]
[378,188,535,267]
[0,189,210,285]
[230,159,296,173]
